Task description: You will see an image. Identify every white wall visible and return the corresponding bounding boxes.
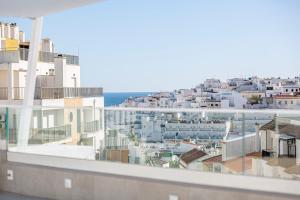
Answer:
[222,133,259,161]
[54,57,80,88]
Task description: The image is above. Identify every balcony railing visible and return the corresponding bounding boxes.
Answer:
[1,106,300,182]
[30,124,72,143]
[0,87,103,100]
[5,124,72,145]
[0,88,8,100]
[34,87,103,99]
[82,120,100,133]
[0,48,79,65]
[0,49,19,63]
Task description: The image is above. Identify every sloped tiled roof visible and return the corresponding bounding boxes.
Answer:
[202,155,222,163]
[260,119,300,139]
[280,125,300,139]
[180,148,207,165]
[259,120,288,131]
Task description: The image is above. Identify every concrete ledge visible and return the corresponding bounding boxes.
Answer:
[6,151,300,197]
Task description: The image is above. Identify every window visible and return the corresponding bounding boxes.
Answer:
[285,101,288,105]
[278,101,281,105]
[286,89,288,92]
[291,101,294,104]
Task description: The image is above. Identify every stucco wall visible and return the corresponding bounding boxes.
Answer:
[0,151,299,200]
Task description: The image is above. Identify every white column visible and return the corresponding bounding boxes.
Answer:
[17,17,43,148]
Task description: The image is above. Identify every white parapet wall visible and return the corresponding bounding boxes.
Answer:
[222,133,260,161]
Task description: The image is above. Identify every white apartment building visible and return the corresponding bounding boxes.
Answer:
[273,95,300,109]
[0,22,104,149]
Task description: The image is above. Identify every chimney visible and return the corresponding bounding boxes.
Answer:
[19,31,25,42]
[10,23,19,40]
[41,38,54,53]
[0,22,4,38]
[3,23,10,38]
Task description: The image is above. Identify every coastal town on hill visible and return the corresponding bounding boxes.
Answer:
[119,76,300,109]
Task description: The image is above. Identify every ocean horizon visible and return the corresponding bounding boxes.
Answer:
[104,92,152,107]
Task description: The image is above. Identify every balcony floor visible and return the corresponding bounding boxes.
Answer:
[0,192,52,200]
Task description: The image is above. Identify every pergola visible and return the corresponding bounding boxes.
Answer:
[0,0,103,147]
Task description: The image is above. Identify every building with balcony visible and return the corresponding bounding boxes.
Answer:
[0,22,104,151]
[0,1,300,200]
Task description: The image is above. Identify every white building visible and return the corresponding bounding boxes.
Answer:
[0,22,104,149]
[273,95,300,109]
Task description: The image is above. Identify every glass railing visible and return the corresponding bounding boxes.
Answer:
[0,48,19,63]
[0,48,79,65]
[0,87,103,100]
[2,105,104,159]
[2,106,300,180]
[0,88,8,100]
[102,107,300,180]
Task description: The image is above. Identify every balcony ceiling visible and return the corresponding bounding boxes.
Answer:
[0,0,103,18]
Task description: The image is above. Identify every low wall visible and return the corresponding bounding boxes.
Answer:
[0,150,298,200]
[222,133,259,161]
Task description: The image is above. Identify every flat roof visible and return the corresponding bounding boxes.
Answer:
[0,0,103,18]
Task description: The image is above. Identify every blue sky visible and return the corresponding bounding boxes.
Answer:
[1,0,300,92]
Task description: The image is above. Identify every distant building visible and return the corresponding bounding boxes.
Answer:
[273,94,300,109]
[179,148,209,169]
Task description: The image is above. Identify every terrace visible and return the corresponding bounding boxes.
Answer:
[0,1,299,200]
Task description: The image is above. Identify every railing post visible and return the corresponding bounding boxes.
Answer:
[242,113,246,175]
[5,107,9,149]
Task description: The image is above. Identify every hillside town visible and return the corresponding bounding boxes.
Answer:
[105,76,300,179]
[120,76,300,109]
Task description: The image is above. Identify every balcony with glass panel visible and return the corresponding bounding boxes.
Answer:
[0,1,300,200]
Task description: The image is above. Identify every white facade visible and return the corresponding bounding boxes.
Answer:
[0,22,104,150]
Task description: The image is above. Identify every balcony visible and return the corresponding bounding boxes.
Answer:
[5,124,72,145]
[0,48,79,65]
[1,1,299,199]
[0,87,103,100]
[0,106,300,200]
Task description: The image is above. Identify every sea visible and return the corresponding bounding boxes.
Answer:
[104,92,151,107]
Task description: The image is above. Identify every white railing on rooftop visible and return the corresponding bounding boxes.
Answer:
[0,48,79,65]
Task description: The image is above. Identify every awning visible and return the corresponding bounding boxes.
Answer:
[0,0,103,18]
